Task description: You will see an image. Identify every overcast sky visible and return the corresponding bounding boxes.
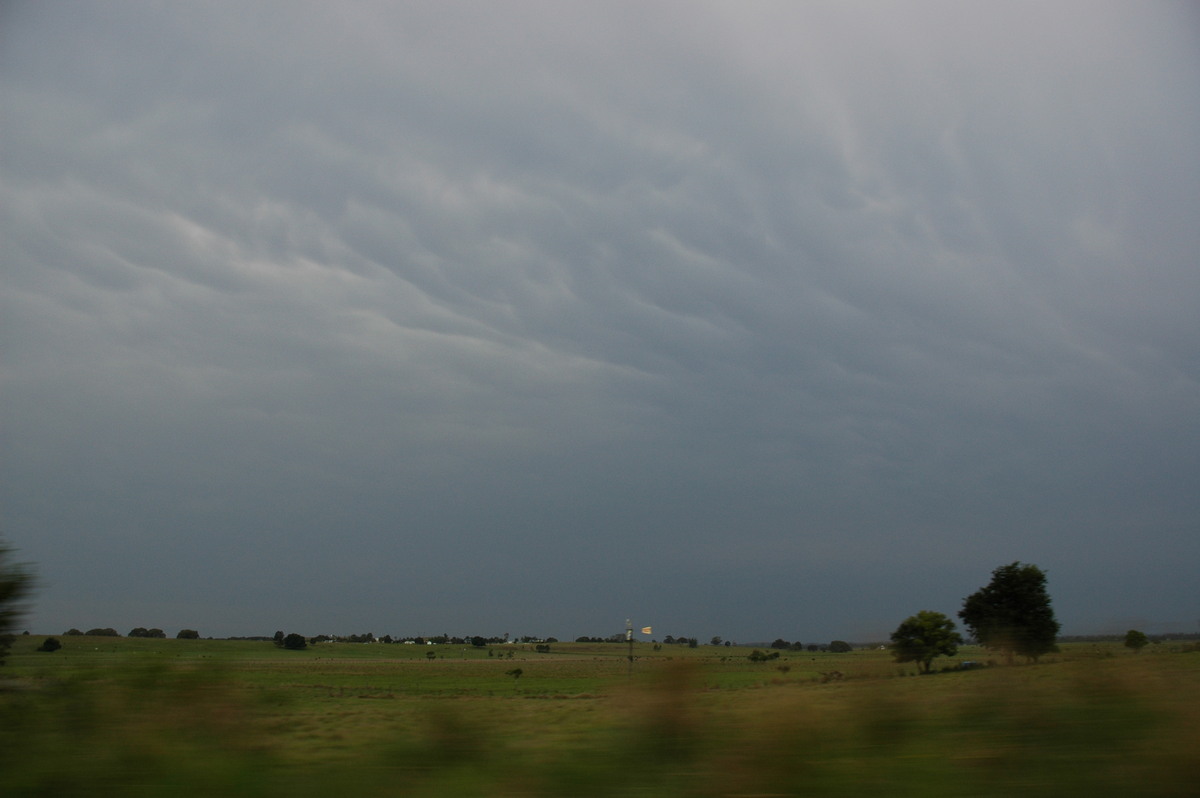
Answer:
[2,1,1197,643]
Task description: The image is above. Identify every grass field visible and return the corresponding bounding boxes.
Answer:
[2,635,1197,796]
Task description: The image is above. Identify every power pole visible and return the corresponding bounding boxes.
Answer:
[626,618,633,676]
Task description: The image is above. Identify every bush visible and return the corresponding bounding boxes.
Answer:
[37,637,61,652]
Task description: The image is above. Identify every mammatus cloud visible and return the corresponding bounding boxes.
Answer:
[2,1,1198,640]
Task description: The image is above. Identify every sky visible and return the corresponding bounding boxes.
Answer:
[2,1,1198,644]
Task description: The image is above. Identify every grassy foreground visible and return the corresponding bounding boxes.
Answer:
[2,636,1197,796]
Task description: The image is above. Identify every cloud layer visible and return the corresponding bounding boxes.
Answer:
[3,1,1198,640]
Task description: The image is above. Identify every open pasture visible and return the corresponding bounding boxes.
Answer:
[3,636,1197,796]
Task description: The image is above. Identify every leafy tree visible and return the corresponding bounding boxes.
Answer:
[176,629,200,639]
[770,638,789,650]
[710,636,722,646]
[1124,629,1149,653]
[0,539,34,666]
[959,562,1060,664]
[282,633,307,650]
[86,628,120,636]
[890,610,963,674]
[38,637,62,652]
[828,640,853,653]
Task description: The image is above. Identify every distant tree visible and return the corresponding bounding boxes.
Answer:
[273,630,285,646]
[470,636,487,648]
[1,540,34,666]
[960,562,1060,664]
[176,629,200,639]
[37,637,62,652]
[64,628,83,636]
[1124,629,1150,653]
[890,610,963,674]
[828,640,853,653]
[770,638,789,650]
[282,633,307,650]
[687,637,698,648]
[85,628,119,637]
[710,636,722,646]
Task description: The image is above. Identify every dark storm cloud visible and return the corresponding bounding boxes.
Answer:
[2,1,1197,640]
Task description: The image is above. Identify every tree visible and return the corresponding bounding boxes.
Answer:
[176,629,200,639]
[1124,629,1149,653]
[890,610,963,674]
[85,628,119,636]
[959,562,1060,664]
[828,640,853,653]
[38,637,62,652]
[1,540,34,666]
[281,633,307,650]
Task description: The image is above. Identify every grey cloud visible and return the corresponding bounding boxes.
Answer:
[2,1,1197,640]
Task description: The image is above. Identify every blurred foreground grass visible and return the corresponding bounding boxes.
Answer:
[2,638,1196,796]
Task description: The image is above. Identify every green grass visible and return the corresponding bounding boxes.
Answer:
[3,635,1197,796]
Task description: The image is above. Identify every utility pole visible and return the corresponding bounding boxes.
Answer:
[626,618,633,676]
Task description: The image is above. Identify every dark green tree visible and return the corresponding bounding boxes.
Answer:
[0,539,35,666]
[282,633,307,650]
[828,640,853,653]
[176,629,200,639]
[890,610,962,673]
[1124,629,1149,653]
[37,637,62,652]
[959,562,1060,664]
